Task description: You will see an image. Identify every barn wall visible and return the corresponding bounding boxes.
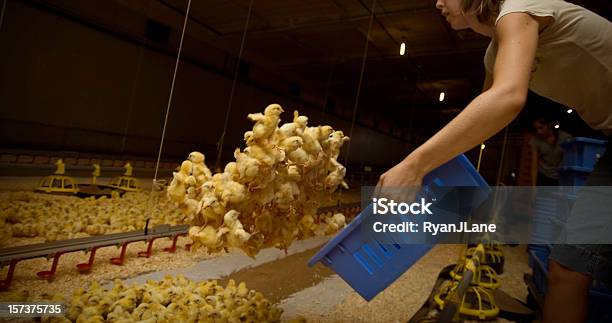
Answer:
[0,1,411,167]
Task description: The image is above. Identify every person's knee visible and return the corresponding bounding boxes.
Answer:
[548,260,591,290]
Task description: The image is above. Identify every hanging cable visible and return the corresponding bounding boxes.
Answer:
[488,126,511,235]
[151,0,192,185]
[215,0,254,171]
[0,0,7,32]
[143,0,192,230]
[476,142,485,172]
[495,126,509,185]
[343,0,377,167]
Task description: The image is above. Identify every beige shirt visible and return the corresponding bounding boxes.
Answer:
[484,0,612,133]
[529,130,572,179]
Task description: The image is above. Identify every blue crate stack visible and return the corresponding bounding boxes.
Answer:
[528,137,610,322]
[308,154,490,301]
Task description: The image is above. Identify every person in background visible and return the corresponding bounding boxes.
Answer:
[377,0,611,322]
[530,118,572,186]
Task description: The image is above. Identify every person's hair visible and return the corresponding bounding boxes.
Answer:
[533,117,548,126]
[461,0,502,24]
[533,117,559,136]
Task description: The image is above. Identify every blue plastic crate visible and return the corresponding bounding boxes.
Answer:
[530,218,556,245]
[530,249,549,294]
[530,196,561,245]
[558,166,592,196]
[560,137,607,168]
[530,250,548,292]
[589,287,612,322]
[308,154,490,301]
[554,193,575,219]
[528,245,551,268]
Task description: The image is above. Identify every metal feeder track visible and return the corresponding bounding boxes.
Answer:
[0,202,361,290]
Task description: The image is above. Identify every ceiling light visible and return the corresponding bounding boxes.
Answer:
[567,108,573,114]
[400,42,406,56]
[439,92,445,102]
[554,124,560,129]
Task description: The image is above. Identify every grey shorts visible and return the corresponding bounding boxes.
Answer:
[550,137,612,285]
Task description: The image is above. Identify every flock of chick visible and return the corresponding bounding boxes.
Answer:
[42,275,282,323]
[0,190,184,246]
[167,104,351,256]
[0,103,351,259]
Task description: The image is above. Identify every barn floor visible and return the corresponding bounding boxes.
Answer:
[1,234,531,323]
[120,241,530,322]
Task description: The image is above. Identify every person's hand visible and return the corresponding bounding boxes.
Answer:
[375,158,425,203]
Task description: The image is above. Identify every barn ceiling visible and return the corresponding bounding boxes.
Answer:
[18,0,612,139]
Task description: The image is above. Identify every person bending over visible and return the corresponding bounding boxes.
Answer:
[530,117,571,186]
[377,1,611,322]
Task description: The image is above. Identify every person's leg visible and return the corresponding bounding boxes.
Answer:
[545,138,612,322]
[543,259,592,323]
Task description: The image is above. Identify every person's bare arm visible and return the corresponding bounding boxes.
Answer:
[378,13,540,188]
[483,70,493,92]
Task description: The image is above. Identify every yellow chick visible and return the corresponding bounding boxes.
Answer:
[106,305,132,323]
[220,180,246,205]
[285,165,302,181]
[130,303,151,321]
[277,110,308,139]
[197,181,216,199]
[167,160,193,204]
[247,104,284,141]
[224,162,239,180]
[76,314,105,323]
[243,130,254,145]
[287,148,310,165]
[223,210,251,248]
[298,214,316,237]
[244,142,283,166]
[279,136,304,153]
[319,125,335,140]
[211,172,231,196]
[323,130,350,159]
[241,232,265,258]
[305,125,334,143]
[76,306,102,323]
[325,213,346,234]
[325,165,349,191]
[144,303,167,320]
[248,184,274,208]
[189,225,226,252]
[236,281,249,298]
[54,159,66,175]
[274,182,299,210]
[199,196,223,226]
[188,151,212,186]
[268,306,283,321]
[234,148,262,183]
[112,290,137,311]
[301,129,323,156]
[142,286,169,306]
[253,209,273,233]
[179,198,202,222]
[194,282,214,297]
[0,289,29,302]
